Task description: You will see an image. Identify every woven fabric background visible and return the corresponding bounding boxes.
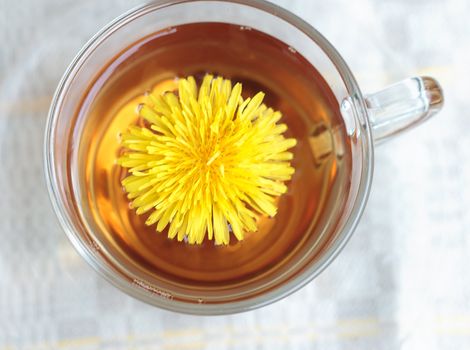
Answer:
[0,0,468,349]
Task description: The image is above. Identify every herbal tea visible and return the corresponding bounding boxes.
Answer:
[70,23,351,287]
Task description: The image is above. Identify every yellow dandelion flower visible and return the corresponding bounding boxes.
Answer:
[118,74,296,245]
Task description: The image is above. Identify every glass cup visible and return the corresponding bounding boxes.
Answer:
[44,0,444,314]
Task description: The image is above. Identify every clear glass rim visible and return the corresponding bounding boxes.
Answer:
[44,0,374,315]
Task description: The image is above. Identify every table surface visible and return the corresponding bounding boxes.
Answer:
[0,0,468,349]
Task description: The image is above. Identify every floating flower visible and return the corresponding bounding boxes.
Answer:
[118,74,296,244]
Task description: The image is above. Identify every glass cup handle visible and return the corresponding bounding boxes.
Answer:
[364,76,444,143]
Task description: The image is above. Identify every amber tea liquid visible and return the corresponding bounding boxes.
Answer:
[70,23,352,290]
